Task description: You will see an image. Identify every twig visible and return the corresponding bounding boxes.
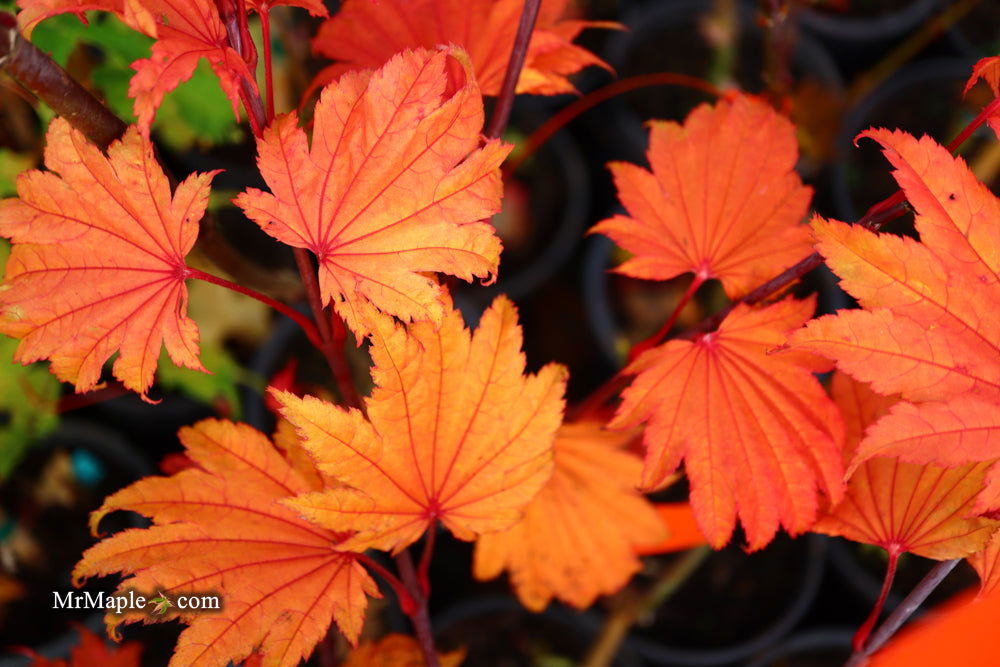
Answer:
[485,0,541,139]
[844,559,961,666]
[0,12,125,150]
[396,549,441,667]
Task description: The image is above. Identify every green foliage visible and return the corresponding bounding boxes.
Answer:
[31,13,242,149]
[0,243,59,478]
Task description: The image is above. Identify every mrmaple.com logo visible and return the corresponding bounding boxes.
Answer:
[53,589,222,615]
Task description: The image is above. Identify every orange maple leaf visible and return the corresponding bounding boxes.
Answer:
[342,634,465,667]
[789,129,1000,513]
[473,421,666,611]
[275,295,567,553]
[965,56,1000,97]
[19,624,141,667]
[813,372,998,561]
[969,530,1000,595]
[612,296,845,550]
[310,0,612,98]
[74,420,379,667]
[17,0,326,132]
[0,118,214,398]
[236,48,509,335]
[590,93,814,299]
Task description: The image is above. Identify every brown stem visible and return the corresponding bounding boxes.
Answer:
[845,558,961,666]
[396,549,441,667]
[485,0,541,139]
[627,274,705,362]
[0,12,125,150]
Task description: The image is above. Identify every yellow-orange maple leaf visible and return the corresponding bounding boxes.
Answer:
[311,0,612,97]
[591,93,814,299]
[17,0,327,132]
[473,421,666,611]
[74,420,379,667]
[813,372,998,561]
[236,48,508,335]
[789,129,1000,513]
[613,296,845,550]
[0,118,214,398]
[342,634,465,667]
[276,295,567,553]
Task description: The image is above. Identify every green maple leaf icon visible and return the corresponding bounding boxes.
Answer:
[149,591,173,615]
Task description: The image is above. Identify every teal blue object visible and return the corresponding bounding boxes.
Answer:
[71,449,105,487]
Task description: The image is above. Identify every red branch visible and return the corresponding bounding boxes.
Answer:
[396,549,441,667]
[486,0,542,139]
[504,72,721,176]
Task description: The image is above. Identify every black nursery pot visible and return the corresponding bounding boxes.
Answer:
[830,58,994,225]
[0,420,152,663]
[433,595,640,667]
[595,0,842,166]
[616,534,827,666]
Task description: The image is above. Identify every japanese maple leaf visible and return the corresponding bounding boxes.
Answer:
[310,0,612,97]
[789,129,1000,513]
[343,634,465,667]
[813,372,998,561]
[965,56,1000,138]
[473,421,666,611]
[612,296,845,550]
[590,93,814,299]
[276,295,568,553]
[236,48,509,335]
[17,624,141,667]
[970,530,1000,595]
[74,419,379,667]
[17,0,327,132]
[0,118,214,398]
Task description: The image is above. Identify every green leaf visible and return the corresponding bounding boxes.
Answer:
[0,242,60,478]
[155,345,253,420]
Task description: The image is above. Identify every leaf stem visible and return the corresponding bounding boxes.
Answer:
[504,72,720,176]
[291,249,362,409]
[260,8,276,121]
[628,274,705,362]
[583,545,711,667]
[0,13,126,150]
[187,268,323,347]
[846,558,961,666]
[396,549,441,667]
[852,549,899,653]
[417,526,436,598]
[486,0,542,139]
[357,553,416,612]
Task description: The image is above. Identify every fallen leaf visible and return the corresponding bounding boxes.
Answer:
[74,419,379,667]
[236,48,508,335]
[277,295,567,553]
[591,93,814,299]
[613,296,844,550]
[473,421,666,611]
[0,118,216,398]
[310,0,612,97]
